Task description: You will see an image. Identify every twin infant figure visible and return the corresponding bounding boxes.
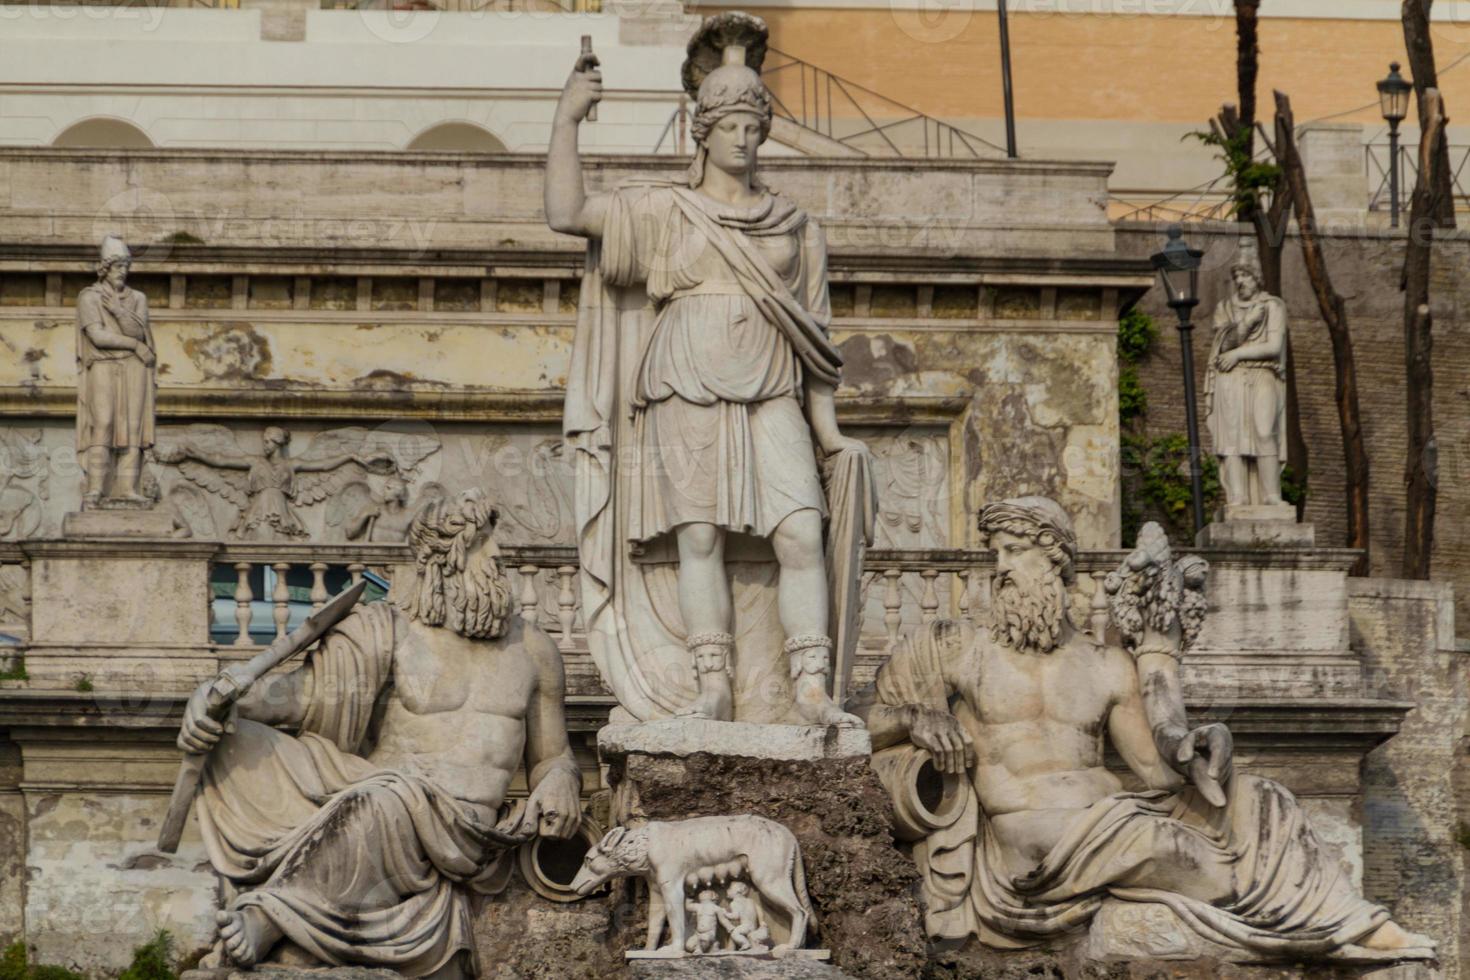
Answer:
[684,878,769,955]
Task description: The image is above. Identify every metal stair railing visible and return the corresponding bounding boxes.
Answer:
[761,47,1007,159]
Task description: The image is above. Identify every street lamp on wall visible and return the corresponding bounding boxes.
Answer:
[1150,224,1207,535]
[1377,61,1412,228]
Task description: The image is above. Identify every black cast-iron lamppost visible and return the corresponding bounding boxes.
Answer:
[1377,61,1412,229]
[1150,224,1207,535]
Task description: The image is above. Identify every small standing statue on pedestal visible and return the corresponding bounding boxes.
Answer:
[1204,243,1288,511]
[547,12,874,727]
[76,236,156,509]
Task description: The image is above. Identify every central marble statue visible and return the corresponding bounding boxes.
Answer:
[547,12,871,727]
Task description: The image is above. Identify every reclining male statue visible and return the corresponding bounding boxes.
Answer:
[177,489,583,976]
[858,496,1434,960]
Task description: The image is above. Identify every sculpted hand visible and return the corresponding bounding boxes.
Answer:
[177,679,235,755]
[908,705,974,775]
[555,52,602,124]
[1176,722,1233,806]
[136,344,156,368]
[819,432,869,459]
[502,770,582,840]
[1216,350,1240,372]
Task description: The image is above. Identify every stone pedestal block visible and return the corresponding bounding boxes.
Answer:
[599,720,926,980]
[61,508,178,539]
[24,539,216,691]
[1197,505,1315,548]
[629,956,855,979]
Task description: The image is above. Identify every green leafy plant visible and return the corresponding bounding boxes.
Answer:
[1123,433,1222,543]
[119,931,177,980]
[1117,308,1160,429]
[1117,307,1159,367]
[0,658,27,683]
[73,675,93,693]
[1185,127,1281,217]
[0,943,85,980]
[1281,463,1307,509]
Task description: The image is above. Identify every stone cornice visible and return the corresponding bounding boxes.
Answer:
[0,243,1153,283]
[0,146,1118,179]
[0,388,971,423]
[0,691,1410,744]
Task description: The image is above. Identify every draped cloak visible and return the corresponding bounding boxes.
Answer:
[1205,291,1287,460]
[76,282,155,453]
[196,603,516,976]
[563,180,874,723]
[873,619,1430,960]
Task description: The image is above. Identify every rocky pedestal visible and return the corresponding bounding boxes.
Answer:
[598,719,926,980]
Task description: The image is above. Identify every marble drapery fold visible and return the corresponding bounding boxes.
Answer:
[873,619,1418,959]
[563,180,863,723]
[195,603,515,976]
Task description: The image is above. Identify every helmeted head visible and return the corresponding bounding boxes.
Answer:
[681,13,773,187]
[978,497,1078,653]
[97,235,132,288]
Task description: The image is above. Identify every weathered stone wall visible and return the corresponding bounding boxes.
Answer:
[1116,223,1470,622]
[1350,578,1468,980]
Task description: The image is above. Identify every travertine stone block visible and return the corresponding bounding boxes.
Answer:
[28,541,214,648]
[61,509,178,539]
[599,719,870,763]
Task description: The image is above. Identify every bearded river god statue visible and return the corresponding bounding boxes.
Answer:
[546,12,875,728]
[857,497,1435,961]
[174,489,582,974]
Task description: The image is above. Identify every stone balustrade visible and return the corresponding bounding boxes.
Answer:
[0,542,29,657]
[209,542,582,648]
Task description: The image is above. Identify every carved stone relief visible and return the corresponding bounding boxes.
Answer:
[0,429,50,540]
[569,816,819,958]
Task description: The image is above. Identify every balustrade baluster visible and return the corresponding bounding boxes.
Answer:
[956,568,971,622]
[233,562,254,646]
[19,561,31,632]
[556,566,577,649]
[882,568,903,650]
[272,563,291,639]
[347,562,365,586]
[919,569,940,625]
[519,565,540,623]
[309,562,329,612]
[1089,572,1110,643]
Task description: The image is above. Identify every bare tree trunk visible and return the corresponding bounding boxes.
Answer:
[1401,87,1446,579]
[1218,105,1308,513]
[1274,91,1371,572]
[1233,0,1261,224]
[1403,0,1456,227]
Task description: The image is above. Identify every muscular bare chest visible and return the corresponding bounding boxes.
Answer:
[389,624,535,719]
[962,640,1112,734]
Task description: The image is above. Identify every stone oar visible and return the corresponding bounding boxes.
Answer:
[156,579,368,853]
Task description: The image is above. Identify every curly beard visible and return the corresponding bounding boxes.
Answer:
[989,565,1067,653]
[444,549,512,640]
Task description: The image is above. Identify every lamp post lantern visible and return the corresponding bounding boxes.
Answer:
[1377,61,1412,228]
[1150,224,1207,534]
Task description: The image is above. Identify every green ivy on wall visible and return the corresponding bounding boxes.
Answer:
[1117,307,1222,545]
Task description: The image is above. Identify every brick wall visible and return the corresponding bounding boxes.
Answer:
[1117,223,1470,624]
